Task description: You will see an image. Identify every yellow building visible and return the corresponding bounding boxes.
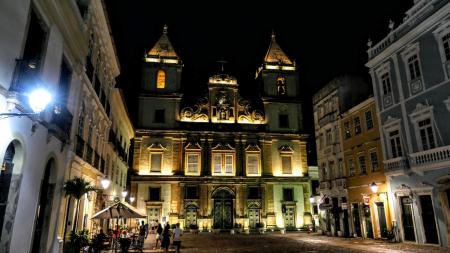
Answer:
[131,28,310,231]
[340,97,392,239]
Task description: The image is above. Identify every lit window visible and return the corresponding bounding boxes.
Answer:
[212,153,234,175]
[344,121,351,139]
[187,154,199,173]
[418,118,435,151]
[246,154,260,175]
[156,70,166,89]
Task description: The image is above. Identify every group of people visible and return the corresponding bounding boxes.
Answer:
[152,220,183,253]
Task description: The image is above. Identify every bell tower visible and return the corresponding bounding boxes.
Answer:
[138,25,183,128]
[256,32,303,132]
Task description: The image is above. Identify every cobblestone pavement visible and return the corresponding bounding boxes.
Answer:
[103,231,450,253]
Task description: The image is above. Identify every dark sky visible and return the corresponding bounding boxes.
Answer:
[105,1,413,164]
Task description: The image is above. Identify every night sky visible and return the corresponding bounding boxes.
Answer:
[105,1,413,165]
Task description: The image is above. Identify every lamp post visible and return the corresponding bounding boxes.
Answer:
[1,88,53,117]
[121,189,128,199]
[370,182,379,194]
[101,177,110,190]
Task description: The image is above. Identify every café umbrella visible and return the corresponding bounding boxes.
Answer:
[91,201,146,219]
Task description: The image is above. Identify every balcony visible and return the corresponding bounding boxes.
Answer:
[49,105,73,141]
[319,181,331,190]
[333,178,347,190]
[75,135,85,158]
[383,157,409,175]
[410,145,450,172]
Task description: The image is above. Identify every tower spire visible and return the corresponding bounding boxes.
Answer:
[271,29,276,41]
[163,24,168,34]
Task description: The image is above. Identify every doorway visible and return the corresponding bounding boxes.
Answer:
[400,196,416,241]
[147,207,160,224]
[363,204,373,238]
[248,209,260,228]
[31,159,56,253]
[419,195,439,244]
[212,189,234,229]
[0,143,15,240]
[376,202,387,238]
[284,206,295,229]
[352,203,362,237]
[185,206,197,227]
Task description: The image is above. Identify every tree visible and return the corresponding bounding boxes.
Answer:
[63,176,97,236]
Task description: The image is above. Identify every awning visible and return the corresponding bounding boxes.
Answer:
[91,201,146,219]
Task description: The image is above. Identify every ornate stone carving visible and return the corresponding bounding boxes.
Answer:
[180,97,209,122]
[237,99,265,123]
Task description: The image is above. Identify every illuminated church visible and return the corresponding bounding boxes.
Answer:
[130,25,311,230]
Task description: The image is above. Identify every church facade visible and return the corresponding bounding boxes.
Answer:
[130,26,311,230]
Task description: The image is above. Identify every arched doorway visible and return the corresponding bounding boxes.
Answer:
[212,187,234,229]
[0,143,16,240]
[31,158,56,253]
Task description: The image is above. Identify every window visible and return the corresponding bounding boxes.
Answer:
[186,153,200,174]
[185,186,198,199]
[389,130,403,158]
[338,159,344,178]
[418,118,435,151]
[23,10,47,68]
[150,153,162,172]
[348,159,355,177]
[154,109,165,123]
[344,121,351,139]
[313,205,318,215]
[319,133,324,150]
[442,33,450,61]
[279,114,289,128]
[246,154,259,175]
[407,55,421,80]
[358,155,366,175]
[58,59,72,105]
[365,111,373,130]
[354,117,361,135]
[212,153,234,175]
[381,73,392,95]
[156,70,166,89]
[281,156,292,174]
[283,188,294,201]
[149,187,161,201]
[326,129,332,145]
[248,187,260,199]
[277,76,286,95]
[370,151,379,172]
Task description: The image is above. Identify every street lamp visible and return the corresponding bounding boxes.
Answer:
[1,88,53,117]
[370,182,379,194]
[129,196,135,203]
[309,195,315,203]
[121,189,128,198]
[101,177,110,190]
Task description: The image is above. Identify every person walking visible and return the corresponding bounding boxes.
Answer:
[172,223,182,253]
[154,222,163,249]
[138,221,146,248]
[161,223,171,253]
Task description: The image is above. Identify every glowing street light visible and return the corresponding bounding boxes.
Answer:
[309,195,315,203]
[121,189,128,198]
[28,88,52,113]
[370,182,379,193]
[129,196,135,203]
[101,177,110,190]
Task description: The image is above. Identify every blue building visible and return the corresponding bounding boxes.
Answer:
[366,0,450,247]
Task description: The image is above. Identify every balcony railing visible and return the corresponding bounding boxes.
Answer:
[410,145,450,170]
[49,105,73,141]
[384,157,409,172]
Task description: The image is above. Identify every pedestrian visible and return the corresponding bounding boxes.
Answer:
[154,223,163,249]
[93,229,106,253]
[144,221,149,239]
[139,221,146,248]
[172,223,182,253]
[161,223,171,253]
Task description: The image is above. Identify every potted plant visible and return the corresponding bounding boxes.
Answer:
[189,224,199,234]
[212,223,221,234]
[256,222,265,234]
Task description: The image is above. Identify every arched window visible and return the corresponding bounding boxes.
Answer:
[156,70,166,89]
[1,143,15,237]
[276,76,286,95]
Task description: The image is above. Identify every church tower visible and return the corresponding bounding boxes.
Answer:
[256,32,303,132]
[138,25,182,128]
